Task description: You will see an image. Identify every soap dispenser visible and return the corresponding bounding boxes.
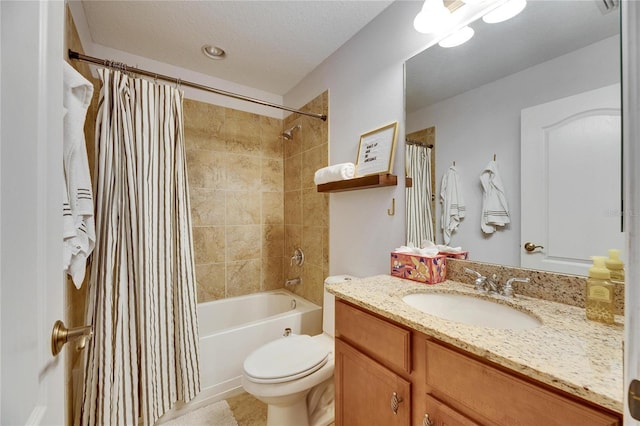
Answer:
[585,256,615,324]
[605,249,625,282]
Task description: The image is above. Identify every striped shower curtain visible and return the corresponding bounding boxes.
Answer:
[81,69,200,426]
[406,143,435,246]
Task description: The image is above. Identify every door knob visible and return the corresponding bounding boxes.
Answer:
[524,242,544,252]
[51,320,92,356]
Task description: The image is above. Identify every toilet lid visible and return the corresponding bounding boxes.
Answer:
[243,334,329,384]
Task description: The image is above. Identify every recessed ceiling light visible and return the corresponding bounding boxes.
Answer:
[202,45,226,60]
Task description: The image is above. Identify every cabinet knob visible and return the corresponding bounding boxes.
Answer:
[391,392,403,414]
[423,414,435,426]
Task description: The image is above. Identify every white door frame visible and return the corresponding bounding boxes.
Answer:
[623,0,640,423]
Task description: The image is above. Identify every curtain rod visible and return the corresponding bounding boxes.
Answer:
[68,50,327,121]
[405,138,433,148]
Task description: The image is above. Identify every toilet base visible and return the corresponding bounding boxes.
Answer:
[266,394,310,426]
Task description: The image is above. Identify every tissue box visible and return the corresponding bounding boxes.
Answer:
[439,251,469,260]
[390,252,447,284]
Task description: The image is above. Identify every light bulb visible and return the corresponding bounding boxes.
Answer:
[413,0,454,34]
[482,0,527,24]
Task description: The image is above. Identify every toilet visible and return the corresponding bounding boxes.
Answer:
[241,275,354,426]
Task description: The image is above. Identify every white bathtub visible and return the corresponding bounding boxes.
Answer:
[163,289,323,419]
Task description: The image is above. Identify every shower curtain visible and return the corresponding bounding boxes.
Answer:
[80,69,200,426]
[406,143,435,246]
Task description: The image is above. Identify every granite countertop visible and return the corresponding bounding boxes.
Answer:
[327,275,624,413]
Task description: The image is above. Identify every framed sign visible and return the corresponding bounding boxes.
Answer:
[355,122,398,177]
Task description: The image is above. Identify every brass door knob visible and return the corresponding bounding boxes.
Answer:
[524,242,544,252]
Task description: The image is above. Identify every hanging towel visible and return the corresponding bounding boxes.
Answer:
[480,160,510,234]
[313,162,356,185]
[63,61,95,288]
[440,166,465,245]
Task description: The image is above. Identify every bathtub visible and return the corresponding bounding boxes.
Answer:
[167,289,322,417]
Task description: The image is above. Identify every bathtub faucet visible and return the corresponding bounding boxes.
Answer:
[290,248,305,267]
[285,277,301,287]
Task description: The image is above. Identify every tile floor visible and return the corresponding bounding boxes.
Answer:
[226,392,335,426]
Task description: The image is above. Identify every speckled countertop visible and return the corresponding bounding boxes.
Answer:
[327,275,624,413]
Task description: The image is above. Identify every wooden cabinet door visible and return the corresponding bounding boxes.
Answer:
[424,394,480,426]
[335,338,411,426]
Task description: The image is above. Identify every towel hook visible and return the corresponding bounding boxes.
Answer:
[452,160,456,166]
[387,198,395,216]
[493,153,496,161]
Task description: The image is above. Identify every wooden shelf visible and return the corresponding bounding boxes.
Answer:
[316,174,397,193]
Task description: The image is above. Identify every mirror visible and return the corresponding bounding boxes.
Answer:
[405,0,622,275]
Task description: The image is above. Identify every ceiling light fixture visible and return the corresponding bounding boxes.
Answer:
[438,26,475,48]
[202,44,226,60]
[413,0,454,34]
[482,0,527,24]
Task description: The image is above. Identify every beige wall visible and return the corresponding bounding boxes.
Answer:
[283,93,329,306]
[185,91,329,306]
[184,100,286,301]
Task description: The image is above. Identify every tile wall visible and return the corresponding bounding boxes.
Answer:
[283,93,330,306]
[184,91,328,305]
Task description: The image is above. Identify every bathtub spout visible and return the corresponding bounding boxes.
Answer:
[285,277,301,287]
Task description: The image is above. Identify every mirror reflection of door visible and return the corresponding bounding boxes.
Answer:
[521,84,624,275]
[405,127,436,246]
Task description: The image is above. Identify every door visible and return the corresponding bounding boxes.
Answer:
[521,84,624,275]
[1,1,65,424]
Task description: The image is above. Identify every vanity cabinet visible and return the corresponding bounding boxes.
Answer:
[424,340,619,426]
[334,299,412,425]
[334,299,621,426]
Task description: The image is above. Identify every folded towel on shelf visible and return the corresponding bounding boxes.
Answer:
[63,61,95,289]
[440,166,465,245]
[313,163,356,185]
[480,160,510,234]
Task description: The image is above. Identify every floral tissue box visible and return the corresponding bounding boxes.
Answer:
[438,251,469,260]
[390,252,447,284]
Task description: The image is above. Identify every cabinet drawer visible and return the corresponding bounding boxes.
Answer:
[424,394,480,426]
[335,300,411,373]
[425,341,619,426]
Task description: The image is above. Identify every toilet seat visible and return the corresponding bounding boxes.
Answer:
[243,334,330,384]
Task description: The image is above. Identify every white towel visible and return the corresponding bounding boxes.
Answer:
[480,160,510,234]
[313,162,356,185]
[63,61,95,288]
[440,166,465,245]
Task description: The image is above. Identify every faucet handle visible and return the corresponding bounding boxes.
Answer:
[502,277,530,297]
[464,268,482,278]
[464,268,487,291]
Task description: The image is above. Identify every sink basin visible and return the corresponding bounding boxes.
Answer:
[402,293,541,330]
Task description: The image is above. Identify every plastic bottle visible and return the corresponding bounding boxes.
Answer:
[604,249,625,282]
[585,256,615,324]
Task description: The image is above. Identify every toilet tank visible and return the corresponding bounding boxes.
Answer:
[323,275,356,336]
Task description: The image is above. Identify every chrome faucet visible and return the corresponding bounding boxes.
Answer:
[501,277,530,297]
[290,247,305,267]
[464,268,529,297]
[464,268,498,293]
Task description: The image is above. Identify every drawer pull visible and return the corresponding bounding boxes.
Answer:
[391,392,403,414]
[423,413,435,426]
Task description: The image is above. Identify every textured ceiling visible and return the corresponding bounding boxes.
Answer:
[80,0,394,95]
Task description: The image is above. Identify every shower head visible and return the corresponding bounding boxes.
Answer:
[282,124,301,140]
